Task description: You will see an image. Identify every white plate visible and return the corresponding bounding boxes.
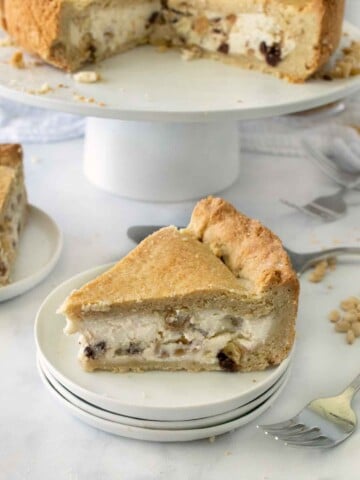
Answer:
[0,24,359,122]
[38,355,291,430]
[37,357,289,442]
[0,205,63,302]
[35,263,293,421]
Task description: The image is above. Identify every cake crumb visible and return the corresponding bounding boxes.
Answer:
[10,50,25,69]
[328,310,340,322]
[181,46,202,61]
[346,329,355,345]
[30,155,41,165]
[329,295,360,345]
[208,436,216,443]
[73,71,101,84]
[225,451,232,456]
[27,83,53,95]
[308,257,336,283]
[156,44,169,53]
[0,37,14,47]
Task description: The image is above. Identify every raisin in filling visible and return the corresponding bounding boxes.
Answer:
[217,350,237,372]
[84,341,106,359]
[259,41,282,67]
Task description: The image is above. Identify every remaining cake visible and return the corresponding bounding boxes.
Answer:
[59,197,299,373]
[0,144,27,286]
[0,0,345,82]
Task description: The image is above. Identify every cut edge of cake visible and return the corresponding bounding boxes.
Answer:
[59,197,299,374]
[0,144,27,286]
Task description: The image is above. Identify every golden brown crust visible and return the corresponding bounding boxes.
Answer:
[0,143,23,170]
[310,0,345,76]
[1,0,64,68]
[185,197,299,295]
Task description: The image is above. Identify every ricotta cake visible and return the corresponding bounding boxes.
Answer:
[0,144,27,286]
[0,0,345,82]
[59,197,299,373]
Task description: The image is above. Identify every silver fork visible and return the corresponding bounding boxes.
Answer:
[259,373,360,448]
[126,225,360,275]
[280,193,346,222]
[302,139,360,190]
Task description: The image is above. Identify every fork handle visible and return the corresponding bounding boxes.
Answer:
[341,373,360,403]
[348,373,360,394]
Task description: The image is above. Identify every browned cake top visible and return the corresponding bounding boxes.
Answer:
[0,144,23,170]
[61,226,246,317]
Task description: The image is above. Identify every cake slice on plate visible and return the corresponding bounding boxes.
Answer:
[59,197,299,373]
[0,144,27,286]
[1,0,345,82]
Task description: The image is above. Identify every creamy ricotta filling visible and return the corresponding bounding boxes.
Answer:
[166,11,296,62]
[0,182,26,281]
[70,309,274,366]
[67,1,161,55]
[65,3,296,66]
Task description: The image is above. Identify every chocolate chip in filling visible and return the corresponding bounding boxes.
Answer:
[259,41,282,67]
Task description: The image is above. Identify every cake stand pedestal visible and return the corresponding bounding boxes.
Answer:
[0,22,359,201]
[83,118,239,201]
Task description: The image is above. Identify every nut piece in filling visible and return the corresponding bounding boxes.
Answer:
[59,197,298,374]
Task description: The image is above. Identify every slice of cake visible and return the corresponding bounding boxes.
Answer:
[59,197,299,373]
[1,0,345,82]
[0,144,27,286]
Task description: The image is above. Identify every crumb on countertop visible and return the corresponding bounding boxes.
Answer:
[329,296,360,345]
[208,436,216,443]
[181,46,202,61]
[27,83,53,95]
[10,50,25,69]
[73,71,101,84]
[308,257,336,283]
[0,37,14,47]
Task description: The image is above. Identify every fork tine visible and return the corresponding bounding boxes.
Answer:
[272,428,322,442]
[305,202,343,220]
[280,199,323,220]
[284,436,334,448]
[259,417,300,432]
[263,425,310,436]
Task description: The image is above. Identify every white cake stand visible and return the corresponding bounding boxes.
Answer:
[0,23,359,201]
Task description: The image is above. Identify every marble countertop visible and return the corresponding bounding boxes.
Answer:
[1,137,360,480]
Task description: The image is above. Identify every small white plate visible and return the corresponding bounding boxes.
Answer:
[38,355,291,430]
[0,205,63,302]
[35,263,293,421]
[37,357,289,442]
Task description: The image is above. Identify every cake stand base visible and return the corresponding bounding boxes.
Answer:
[83,117,240,202]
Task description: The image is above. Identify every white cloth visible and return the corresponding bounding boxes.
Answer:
[238,93,360,170]
[0,99,84,143]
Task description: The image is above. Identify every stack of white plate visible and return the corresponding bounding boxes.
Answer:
[35,265,293,442]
